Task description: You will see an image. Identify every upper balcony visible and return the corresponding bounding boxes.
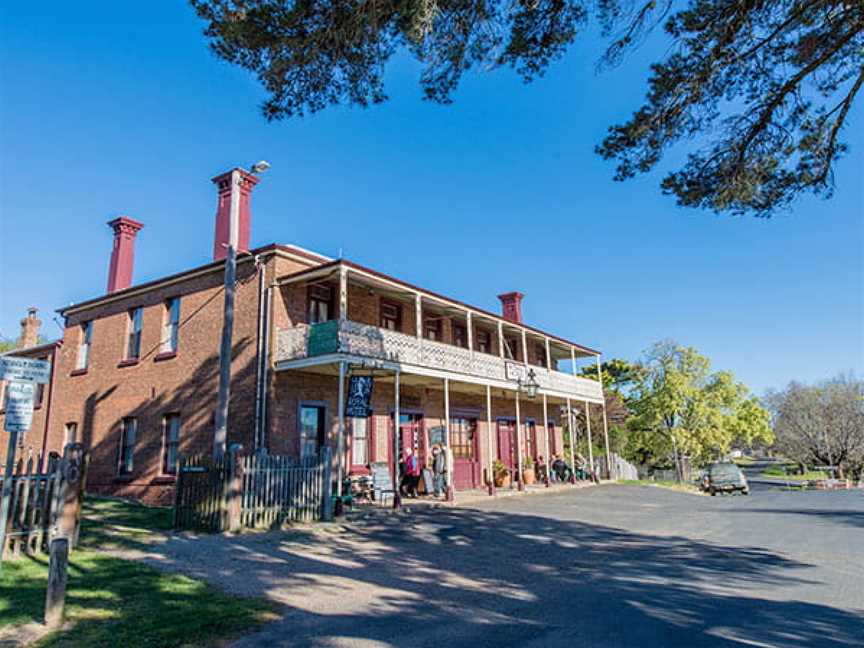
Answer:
[271,260,604,403]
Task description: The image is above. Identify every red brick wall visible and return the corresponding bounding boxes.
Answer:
[46,250,316,505]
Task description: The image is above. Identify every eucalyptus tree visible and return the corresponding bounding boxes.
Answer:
[190,0,863,216]
[629,340,772,478]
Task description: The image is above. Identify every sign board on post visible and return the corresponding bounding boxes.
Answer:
[345,376,373,417]
[505,361,527,383]
[0,356,51,384]
[4,381,36,434]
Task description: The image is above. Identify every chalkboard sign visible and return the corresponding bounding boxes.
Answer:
[371,462,395,503]
[307,320,339,356]
[346,376,374,417]
[427,425,446,446]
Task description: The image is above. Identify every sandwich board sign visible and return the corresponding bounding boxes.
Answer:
[4,381,36,434]
[0,356,51,384]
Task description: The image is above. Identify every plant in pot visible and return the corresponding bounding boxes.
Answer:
[522,456,536,485]
[492,460,510,488]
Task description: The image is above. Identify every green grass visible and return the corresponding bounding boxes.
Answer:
[762,464,828,481]
[732,456,756,466]
[1,551,276,647]
[0,496,276,646]
[618,479,701,494]
[78,497,172,551]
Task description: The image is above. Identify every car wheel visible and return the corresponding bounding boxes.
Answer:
[742,488,749,495]
[709,487,716,496]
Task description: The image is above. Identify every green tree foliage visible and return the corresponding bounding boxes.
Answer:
[766,375,864,479]
[628,340,773,474]
[190,0,863,216]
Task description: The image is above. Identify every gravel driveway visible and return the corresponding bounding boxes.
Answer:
[118,484,864,647]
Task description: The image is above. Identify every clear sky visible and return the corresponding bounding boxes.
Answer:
[1,2,861,395]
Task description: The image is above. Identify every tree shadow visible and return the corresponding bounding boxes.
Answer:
[727,507,864,529]
[116,506,863,648]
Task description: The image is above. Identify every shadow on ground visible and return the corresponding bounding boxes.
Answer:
[726,506,864,529]
[117,506,863,648]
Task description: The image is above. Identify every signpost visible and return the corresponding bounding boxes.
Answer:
[0,355,50,564]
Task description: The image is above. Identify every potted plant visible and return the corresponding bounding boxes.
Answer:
[492,460,510,488]
[522,456,536,485]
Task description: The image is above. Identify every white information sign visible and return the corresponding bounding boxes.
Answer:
[4,381,36,433]
[0,356,51,384]
[504,361,527,382]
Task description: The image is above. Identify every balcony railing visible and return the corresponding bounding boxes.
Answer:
[275,320,604,402]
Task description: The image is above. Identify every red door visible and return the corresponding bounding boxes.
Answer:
[450,417,479,490]
[496,419,517,473]
[524,420,538,461]
[391,413,424,473]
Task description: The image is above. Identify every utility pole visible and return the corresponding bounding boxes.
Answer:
[213,162,269,459]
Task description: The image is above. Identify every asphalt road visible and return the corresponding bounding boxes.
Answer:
[154,484,864,648]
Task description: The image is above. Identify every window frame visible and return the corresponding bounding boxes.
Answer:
[64,422,78,447]
[126,307,143,361]
[423,317,441,342]
[349,415,375,473]
[449,417,477,460]
[453,324,468,349]
[76,321,93,370]
[379,299,402,331]
[476,329,491,354]
[161,297,181,355]
[161,413,181,476]
[307,284,334,324]
[299,402,327,459]
[117,417,137,476]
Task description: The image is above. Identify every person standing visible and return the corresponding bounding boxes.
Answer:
[401,448,421,498]
[432,444,446,497]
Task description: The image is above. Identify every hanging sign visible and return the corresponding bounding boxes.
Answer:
[0,356,51,384]
[307,320,340,356]
[345,375,374,417]
[505,361,527,382]
[4,381,36,433]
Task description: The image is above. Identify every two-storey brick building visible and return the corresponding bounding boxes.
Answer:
[16,168,610,505]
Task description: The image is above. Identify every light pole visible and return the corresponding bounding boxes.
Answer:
[213,161,269,459]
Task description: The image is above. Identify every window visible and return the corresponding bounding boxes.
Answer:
[126,307,143,360]
[162,414,181,475]
[1,382,8,409]
[350,417,369,466]
[299,405,326,458]
[161,297,180,354]
[64,423,78,446]
[118,417,137,475]
[307,284,333,324]
[504,337,519,361]
[535,344,547,367]
[477,330,491,354]
[449,418,477,459]
[453,324,468,349]
[76,321,92,370]
[423,317,441,341]
[380,300,402,331]
[34,383,45,407]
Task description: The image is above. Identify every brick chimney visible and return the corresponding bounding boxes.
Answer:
[498,291,524,324]
[106,216,144,293]
[18,307,41,349]
[212,169,260,261]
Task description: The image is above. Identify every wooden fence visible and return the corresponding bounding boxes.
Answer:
[174,447,332,533]
[1,444,87,559]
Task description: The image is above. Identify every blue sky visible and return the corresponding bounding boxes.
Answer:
[1,2,861,395]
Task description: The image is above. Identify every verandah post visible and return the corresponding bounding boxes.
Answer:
[515,391,524,491]
[585,400,595,482]
[393,369,401,509]
[486,385,495,496]
[444,377,454,502]
[542,393,550,487]
[335,360,346,516]
[566,398,576,484]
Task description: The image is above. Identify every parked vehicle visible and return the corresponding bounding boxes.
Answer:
[701,462,749,495]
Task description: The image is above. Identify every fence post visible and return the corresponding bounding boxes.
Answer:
[321,447,333,521]
[57,444,85,549]
[173,456,185,529]
[44,537,69,629]
[226,446,243,533]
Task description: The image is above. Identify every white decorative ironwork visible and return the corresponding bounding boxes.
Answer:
[275,321,604,401]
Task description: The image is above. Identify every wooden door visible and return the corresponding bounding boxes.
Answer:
[524,420,538,461]
[450,417,479,490]
[496,419,517,472]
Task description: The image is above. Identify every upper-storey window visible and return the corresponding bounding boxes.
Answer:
[161,297,180,354]
[380,300,402,331]
[76,321,93,370]
[453,324,468,349]
[476,330,491,354]
[423,317,441,341]
[504,336,520,361]
[307,284,333,324]
[534,343,548,367]
[126,307,143,360]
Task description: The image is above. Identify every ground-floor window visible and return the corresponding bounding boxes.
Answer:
[64,422,78,446]
[351,416,370,467]
[300,404,326,458]
[450,417,477,459]
[118,417,137,475]
[162,413,181,475]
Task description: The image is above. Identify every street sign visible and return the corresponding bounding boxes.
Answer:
[4,381,36,433]
[0,356,51,384]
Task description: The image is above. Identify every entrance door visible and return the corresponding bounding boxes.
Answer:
[450,417,479,490]
[524,420,538,461]
[496,419,517,473]
[392,413,424,466]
